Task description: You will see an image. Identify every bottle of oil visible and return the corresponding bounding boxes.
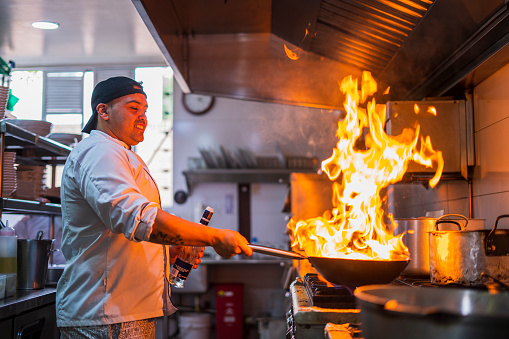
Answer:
[0,220,17,275]
[169,207,213,288]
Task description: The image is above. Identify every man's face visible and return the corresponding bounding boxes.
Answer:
[100,93,148,146]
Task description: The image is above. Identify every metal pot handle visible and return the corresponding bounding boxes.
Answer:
[487,214,509,238]
[434,214,468,231]
[36,230,44,240]
[485,214,509,254]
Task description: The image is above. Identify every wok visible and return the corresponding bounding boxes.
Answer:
[248,244,409,290]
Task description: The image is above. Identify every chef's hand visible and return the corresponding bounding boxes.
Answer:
[193,247,205,269]
[169,246,204,269]
[212,229,253,259]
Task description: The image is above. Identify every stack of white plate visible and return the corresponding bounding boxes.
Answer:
[15,165,46,200]
[2,152,16,197]
[48,133,82,146]
[0,86,8,119]
[6,119,53,136]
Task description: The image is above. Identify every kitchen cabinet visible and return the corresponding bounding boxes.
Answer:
[13,303,57,338]
[0,318,12,336]
[0,288,58,339]
[0,120,71,216]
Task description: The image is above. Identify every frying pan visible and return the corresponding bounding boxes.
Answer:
[248,244,410,290]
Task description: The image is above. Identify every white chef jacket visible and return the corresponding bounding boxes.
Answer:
[56,130,176,327]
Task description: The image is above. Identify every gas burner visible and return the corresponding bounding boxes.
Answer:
[287,277,360,339]
[303,273,357,308]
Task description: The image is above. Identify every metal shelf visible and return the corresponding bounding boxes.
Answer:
[182,168,317,194]
[0,120,72,163]
[0,198,63,215]
[0,120,72,215]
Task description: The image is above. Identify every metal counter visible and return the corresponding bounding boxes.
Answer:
[0,288,56,320]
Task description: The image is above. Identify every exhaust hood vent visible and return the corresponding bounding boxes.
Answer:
[133,0,509,107]
[304,0,430,75]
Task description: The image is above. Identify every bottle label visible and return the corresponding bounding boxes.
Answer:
[170,258,193,280]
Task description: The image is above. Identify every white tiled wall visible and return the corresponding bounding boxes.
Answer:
[387,180,470,219]
[473,62,509,228]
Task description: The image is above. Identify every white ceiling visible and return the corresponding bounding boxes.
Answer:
[0,0,166,70]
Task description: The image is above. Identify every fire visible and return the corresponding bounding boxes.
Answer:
[427,106,437,116]
[284,44,300,60]
[283,29,311,61]
[414,103,437,116]
[288,71,444,261]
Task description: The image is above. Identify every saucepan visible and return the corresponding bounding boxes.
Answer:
[248,244,409,290]
[429,214,509,286]
[17,231,55,290]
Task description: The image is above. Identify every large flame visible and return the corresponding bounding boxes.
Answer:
[288,71,444,261]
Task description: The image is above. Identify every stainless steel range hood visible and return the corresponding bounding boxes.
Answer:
[133,0,509,107]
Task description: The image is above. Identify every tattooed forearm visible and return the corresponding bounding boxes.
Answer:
[149,232,184,245]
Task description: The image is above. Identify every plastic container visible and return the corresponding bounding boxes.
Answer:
[179,313,211,339]
[0,232,17,276]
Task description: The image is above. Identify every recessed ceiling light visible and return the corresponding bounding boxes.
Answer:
[32,21,60,30]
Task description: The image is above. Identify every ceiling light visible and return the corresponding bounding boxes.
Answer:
[32,21,60,30]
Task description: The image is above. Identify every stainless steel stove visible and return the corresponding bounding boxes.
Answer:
[286,273,509,339]
[286,274,361,339]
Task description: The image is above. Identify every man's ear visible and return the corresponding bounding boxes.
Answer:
[97,103,109,121]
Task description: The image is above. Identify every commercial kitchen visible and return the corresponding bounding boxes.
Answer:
[1,0,509,338]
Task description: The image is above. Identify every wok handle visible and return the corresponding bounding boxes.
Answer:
[248,244,306,260]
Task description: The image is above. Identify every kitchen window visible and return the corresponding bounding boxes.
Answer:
[9,67,175,207]
[43,72,85,134]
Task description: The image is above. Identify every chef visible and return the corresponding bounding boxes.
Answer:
[56,76,252,338]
